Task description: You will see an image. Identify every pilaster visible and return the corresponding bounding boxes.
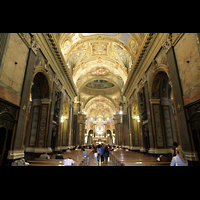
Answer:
[164,34,193,154]
[8,35,39,160]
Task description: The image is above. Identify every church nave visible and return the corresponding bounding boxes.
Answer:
[0,33,200,166]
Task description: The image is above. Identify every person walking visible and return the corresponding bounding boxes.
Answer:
[97,144,101,164]
[100,145,104,163]
[104,145,109,164]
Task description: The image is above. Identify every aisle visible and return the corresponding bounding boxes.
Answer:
[89,154,114,166]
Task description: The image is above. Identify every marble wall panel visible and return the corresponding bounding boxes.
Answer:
[174,33,200,97]
[162,106,173,147]
[133,119,138,146]
[0,33,29,96]
[153,104,164,147]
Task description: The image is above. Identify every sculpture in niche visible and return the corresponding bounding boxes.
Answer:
[51,125,58,150]
[138,87,147,121]
[143,124,150,153]
[53,90,62,125]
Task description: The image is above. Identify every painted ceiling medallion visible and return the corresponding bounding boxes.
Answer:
[85,80,115,89]
[90,67,110,76]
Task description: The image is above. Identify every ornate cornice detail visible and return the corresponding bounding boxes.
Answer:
[30,35,40,55]
[122,33,155,96]
[162,33,172,53]
[44,33,77,97]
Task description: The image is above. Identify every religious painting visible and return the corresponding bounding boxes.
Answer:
[70,52,82,68]
[117,51,129,68]
[61,40,70,55]
[112,96,119,103]
[90,67,110,76]
[91,42,108,55]
[85,80,115,89]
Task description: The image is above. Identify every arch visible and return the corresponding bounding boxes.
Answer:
[149,69,178,149]
[26,71,51,148]
[151,70,171,100]
[148,63,171,100]
[0,111,16,124]
[31,72,50,99]
[73,58,127,84]
[84,96,116,114]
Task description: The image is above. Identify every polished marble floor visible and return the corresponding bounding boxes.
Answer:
[88,154,114,166]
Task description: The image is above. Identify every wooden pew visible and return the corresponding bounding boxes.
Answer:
[110,150,170,166]
[28,149,93,166]
[122,161,170,166]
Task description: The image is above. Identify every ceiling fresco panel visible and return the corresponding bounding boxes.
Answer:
[58,33,147,122]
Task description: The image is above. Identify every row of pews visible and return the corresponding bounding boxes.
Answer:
[27,149,93,166]
[110,149,171,166]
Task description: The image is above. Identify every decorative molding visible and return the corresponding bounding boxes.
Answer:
[162,33,172,53]
[122,33,155,98]
[30,35,40,55]
[18,33,31,48]
[152,59,158,73]
[44,33,77,98]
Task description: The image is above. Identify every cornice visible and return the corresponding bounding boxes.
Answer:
[43,33,77,98]
[122,33,185,100]
[122,33,155,97]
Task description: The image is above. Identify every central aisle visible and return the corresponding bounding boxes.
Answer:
[89,154,114,166]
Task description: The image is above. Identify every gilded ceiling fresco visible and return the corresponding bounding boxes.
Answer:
[58,33,147,119]
[85,80,115,89]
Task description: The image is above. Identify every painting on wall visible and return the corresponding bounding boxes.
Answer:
[85,80,115,89]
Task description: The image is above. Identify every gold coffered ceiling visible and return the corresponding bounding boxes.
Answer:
[56,33,147,119]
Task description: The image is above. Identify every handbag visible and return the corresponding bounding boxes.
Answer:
[108,157,110,162]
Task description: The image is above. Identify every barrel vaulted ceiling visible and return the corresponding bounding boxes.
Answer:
[55,33,147,120]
